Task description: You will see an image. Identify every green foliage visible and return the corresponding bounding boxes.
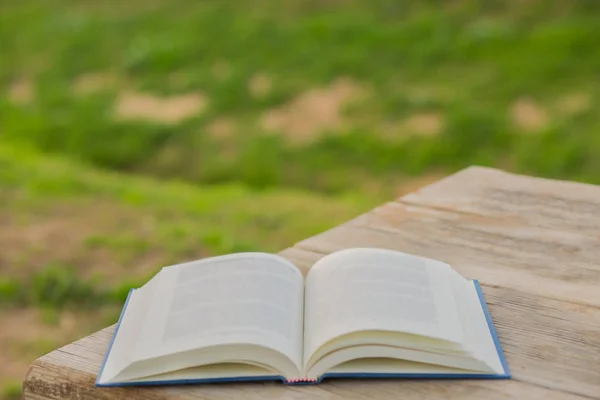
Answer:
[1,0,599,315]
[1,263,123,309]
[1,0,599,193]
[0,270,132,309]
[14,0,600,386]
[29,264,101,308]
[0,381,21,400]
[0,142,372,312]
[0,278,24,306]
[16,338,59,358]
[237,136,284,188]
[1,0,600,386]
[107,281,139,304]
[84,235,151,257]
[200,231,259,254]
[39,307,62,325]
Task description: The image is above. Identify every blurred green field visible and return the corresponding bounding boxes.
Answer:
[0,143,372,396]
[3,0,600,192]
[1,0,600,398]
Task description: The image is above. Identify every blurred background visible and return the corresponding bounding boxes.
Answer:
[1,0,599,397]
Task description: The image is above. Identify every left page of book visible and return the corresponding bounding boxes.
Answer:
[98,252,305,384]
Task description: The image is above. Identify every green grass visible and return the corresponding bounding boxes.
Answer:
[2,0,600,194]
[0,279,22,306]
[0,381,21,400]
[29,264,101,308]
[0,143,373,246]
[2,0,600,386]
[0,143,373,309]
[0,265,146,309]
[0,261,171,308]
[0,141,367,390]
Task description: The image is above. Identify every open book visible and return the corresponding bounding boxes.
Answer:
[96,248,510,386]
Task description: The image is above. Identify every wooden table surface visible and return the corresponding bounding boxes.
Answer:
[23,166,600,399]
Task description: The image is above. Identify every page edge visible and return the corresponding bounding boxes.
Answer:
[95,288,136,386]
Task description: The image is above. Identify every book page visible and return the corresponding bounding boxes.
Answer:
[303,248,466,366]
[134,253,304,374]
[97,272,161,383]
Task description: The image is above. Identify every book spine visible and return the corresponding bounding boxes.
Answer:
[285,378,319,385]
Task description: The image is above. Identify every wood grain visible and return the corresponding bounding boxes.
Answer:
[295,201,600,307]
[402,166,600,235]
[283,248,600,399]
[23,322,593,400]
[23,167,600,399]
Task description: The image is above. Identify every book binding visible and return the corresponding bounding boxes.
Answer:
[96,280,510,387]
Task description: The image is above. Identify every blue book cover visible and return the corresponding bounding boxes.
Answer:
[96,280,510,387]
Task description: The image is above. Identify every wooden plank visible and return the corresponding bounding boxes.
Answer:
[23,318,592,400]
[278,247,318,275]
[483,285,600,398]
[402,166,600,235]
[302,201,600,307]
[283,247,600,399]
[23,168,600,399]
[25,247,599,399]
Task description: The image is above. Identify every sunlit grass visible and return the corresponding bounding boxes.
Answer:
[0,143,374,308]
[2,0,599,194]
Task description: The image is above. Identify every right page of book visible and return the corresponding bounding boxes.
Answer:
[303,248,467,366]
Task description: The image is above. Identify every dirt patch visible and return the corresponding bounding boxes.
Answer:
[260,77,365,145]
[114,90,207,125]
[248,73,272,99]
[556,92,591,116]
[402,112,445,137]
[0,210,101,278]
[8,78,34,105]
[0,199,163,281]
[205,118,238,161]
[206,118,235,141]
[511,98,548,132]
[72,72,118,96]
[377,112,445,141]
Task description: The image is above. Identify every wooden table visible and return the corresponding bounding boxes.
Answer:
[23,166,600,399]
